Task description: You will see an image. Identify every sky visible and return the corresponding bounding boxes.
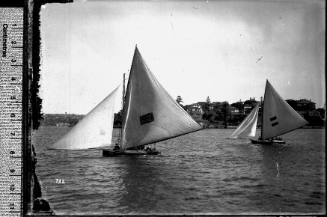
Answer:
[40,0,325,114]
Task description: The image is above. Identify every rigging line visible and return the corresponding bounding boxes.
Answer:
[141,127,204,147]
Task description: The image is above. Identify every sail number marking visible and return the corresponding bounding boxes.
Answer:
[270,116,279,127]
[55,179,65,184]
[140,112,154,125]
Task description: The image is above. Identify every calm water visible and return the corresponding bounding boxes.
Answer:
[32,127,325,215]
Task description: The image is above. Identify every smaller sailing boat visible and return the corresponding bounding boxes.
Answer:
[50,46,202,156]
[230,80,307,144]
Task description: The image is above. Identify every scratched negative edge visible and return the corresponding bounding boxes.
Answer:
[0,6,24,217]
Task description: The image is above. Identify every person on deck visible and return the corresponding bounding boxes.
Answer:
[145,146,152,153]
[113,143,120,151]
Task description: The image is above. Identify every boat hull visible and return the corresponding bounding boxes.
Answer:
[102,149,160,157]
[250,138,286,145]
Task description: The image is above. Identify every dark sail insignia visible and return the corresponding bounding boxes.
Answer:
[140,112,154,125]
[271,122,279,127]
[270,116,277,121]
[269,115,279,127]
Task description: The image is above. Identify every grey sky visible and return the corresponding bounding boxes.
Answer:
[40,0,325,114]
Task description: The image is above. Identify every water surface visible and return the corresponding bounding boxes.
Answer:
[32,127,325,215]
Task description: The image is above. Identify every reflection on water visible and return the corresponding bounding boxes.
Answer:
[32,127,325,214]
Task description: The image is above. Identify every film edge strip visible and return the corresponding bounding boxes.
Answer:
[0,7,24,217]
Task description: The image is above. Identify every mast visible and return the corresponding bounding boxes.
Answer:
[122,73,125,115]
[260,96,263,139]
[120,73,126,146]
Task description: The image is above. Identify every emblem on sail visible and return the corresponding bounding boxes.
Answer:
[50,46,201,151]
[269,116,278,127]
[139,113,154,125]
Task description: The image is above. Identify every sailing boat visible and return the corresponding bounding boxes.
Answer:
[50,46,202,155]
[230,80,307,144]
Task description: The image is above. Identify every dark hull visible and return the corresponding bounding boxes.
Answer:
[250,138,286,145]
[102,149,160,157]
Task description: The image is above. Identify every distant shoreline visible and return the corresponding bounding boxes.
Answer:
[40,113,325,129]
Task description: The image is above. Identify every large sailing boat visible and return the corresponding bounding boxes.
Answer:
[230,80,307,144]
[50,46,202,156]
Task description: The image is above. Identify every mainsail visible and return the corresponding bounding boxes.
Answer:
[50,86,120,150]
[230,103,259,139]
[122,47,202,150]
[262,80,307,139]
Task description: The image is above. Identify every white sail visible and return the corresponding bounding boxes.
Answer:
[50,86,120,150]
[262,80,308,139]
[230,103,259,139]
[122,46,202,150]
